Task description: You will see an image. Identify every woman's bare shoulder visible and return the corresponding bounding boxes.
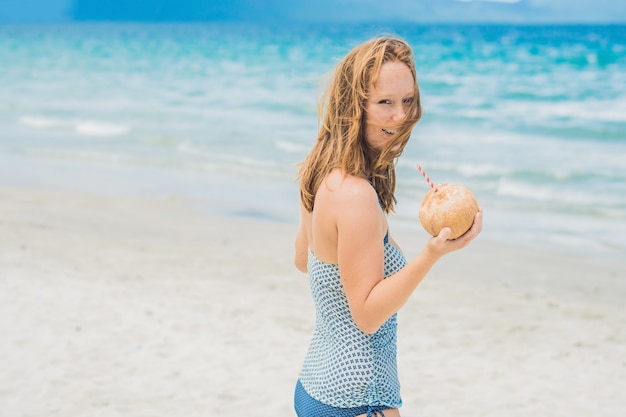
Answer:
[320,170,378,205]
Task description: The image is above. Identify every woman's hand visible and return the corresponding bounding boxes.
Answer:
[427,208,483,256]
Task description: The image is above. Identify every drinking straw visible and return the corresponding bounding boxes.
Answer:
[417,164,438,192]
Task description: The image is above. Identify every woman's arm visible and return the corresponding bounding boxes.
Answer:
[336,179,483,334]
[357,215,481,334]
[294,204,309,273]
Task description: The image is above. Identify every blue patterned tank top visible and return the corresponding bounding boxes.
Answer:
[298,232,407,409]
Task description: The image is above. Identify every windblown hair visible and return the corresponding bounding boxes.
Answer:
[298,36,422,213]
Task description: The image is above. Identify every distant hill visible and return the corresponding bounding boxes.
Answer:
[69,0,626,24]
[1,0,625,24]
[72,0,279,22]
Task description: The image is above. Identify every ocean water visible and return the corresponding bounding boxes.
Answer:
[1,22,625,258]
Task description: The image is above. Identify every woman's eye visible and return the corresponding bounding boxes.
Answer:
[403,98,414,104]
[378,99,391,104]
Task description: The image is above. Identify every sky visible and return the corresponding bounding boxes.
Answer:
[0,0,625,24]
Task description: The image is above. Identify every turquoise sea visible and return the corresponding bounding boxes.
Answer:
[1,22,625,258]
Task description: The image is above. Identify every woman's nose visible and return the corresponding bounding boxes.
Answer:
[392,103,406,121]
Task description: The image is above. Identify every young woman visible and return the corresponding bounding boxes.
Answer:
[293,37,483,417]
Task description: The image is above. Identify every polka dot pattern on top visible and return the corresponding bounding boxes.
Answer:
[298,233,407,409]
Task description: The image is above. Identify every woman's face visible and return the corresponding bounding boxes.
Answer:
[364,61,415,151]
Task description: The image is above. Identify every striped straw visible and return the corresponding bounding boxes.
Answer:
[417,164,438,192]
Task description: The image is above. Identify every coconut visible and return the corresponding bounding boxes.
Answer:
[419,183,478,240]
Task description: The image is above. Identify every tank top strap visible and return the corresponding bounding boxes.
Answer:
[378,196,389,245]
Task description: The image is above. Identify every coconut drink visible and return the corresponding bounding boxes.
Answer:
[419,183,478,239]
[416,165,478,240]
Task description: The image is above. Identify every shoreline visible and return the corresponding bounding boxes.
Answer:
[2,151,625,262]
[1,183,625,416]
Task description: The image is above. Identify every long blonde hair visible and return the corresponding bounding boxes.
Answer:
[299,36,422,213]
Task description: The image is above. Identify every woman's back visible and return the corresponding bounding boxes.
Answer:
[307,169,387,265]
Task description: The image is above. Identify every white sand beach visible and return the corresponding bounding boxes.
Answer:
[1,184,625,417]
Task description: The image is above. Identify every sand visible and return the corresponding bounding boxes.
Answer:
[1,184,625,417]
